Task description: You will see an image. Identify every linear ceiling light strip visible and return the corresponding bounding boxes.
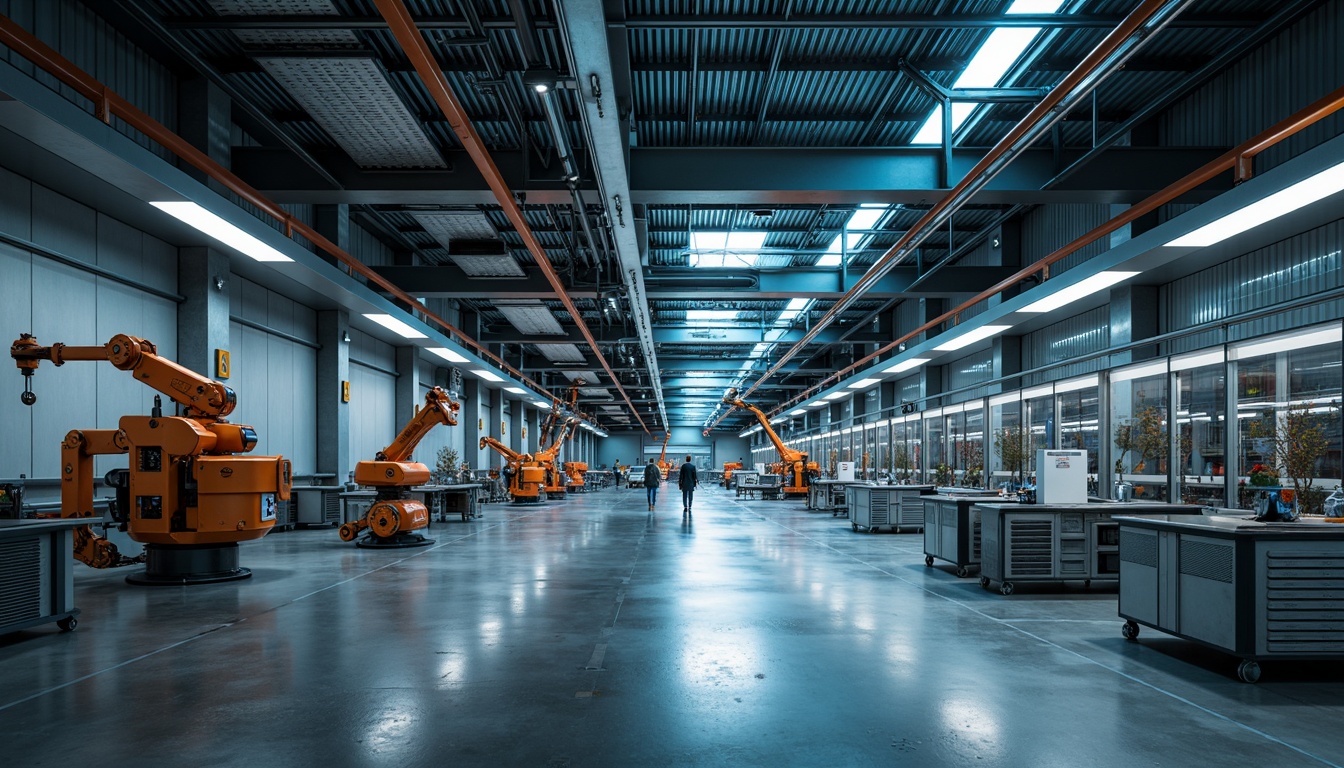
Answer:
[373,0,649,434]
[706,0,1188,433]
[0,13,552,401]
[773,83,1344,417]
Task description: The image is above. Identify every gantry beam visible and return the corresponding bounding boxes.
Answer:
[233,146,1228,206]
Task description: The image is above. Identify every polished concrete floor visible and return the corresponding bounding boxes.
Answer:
[3,486,1344,767]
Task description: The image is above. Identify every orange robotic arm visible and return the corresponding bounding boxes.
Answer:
[375,387,460,463]
[722,388,805,464]
[12,333,235,418]
[480,436,527,464]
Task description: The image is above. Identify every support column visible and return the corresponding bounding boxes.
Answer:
[526,407,541,455]
[462,376,481,468]
[994,335,1024,394]
[178,78,230,192]
[314,205,350,268]
[395,346,421,426]
[317,310,350,482]
[1109,285,1161,366]
[178,246,231,378]
[494,389,510,451]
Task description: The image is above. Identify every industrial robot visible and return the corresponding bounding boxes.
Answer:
[721,387,819,497]
[479,437,544,503]
[10,333,292,584]
[538,417,578,499]
[655,432,672,479]
[338,387,460,548]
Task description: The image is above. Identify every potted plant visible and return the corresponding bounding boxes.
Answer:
[894,446,912,484]
[435,446,460,485]
[993,424,1031,491]
[1247,402,1334,517]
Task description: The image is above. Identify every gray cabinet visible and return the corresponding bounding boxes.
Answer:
[849,485,935,533]
[1117,515,1344,682]
[978,503,1201,595]
[922,496,1003,577]
[0,519,81,635]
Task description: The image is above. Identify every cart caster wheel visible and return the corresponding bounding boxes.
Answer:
[851,523,858,532]
[924,555,934,567]
[1237,660,1261,683]
[999,582,1015,596]
[57,617,77,632]
[979,576,991,590]
[955,566,970,578]
[1121,621,1139,642]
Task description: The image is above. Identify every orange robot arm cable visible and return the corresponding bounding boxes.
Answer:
[376,387,461,462]
[11,333,235,418]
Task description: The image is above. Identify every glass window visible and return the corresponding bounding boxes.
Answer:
[946,410,966,486]
[1112,364,1170,501]
[924,412,944,484]
[1176,362,1226,506]
[963,407,985,488]
[1057,385,1100,485]
[989,398,1024,490]
[1026,392,1054,474]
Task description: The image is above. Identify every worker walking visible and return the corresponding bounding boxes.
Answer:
[644,458,662,511]
[678,455,698,516]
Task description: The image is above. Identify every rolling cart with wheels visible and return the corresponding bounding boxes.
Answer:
[0,519,83,635]
[1116,514,1344,683]
[922,495,1002,577]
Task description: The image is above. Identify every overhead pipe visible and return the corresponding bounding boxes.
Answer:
[0,13,583,418]
[708,0,1192,432]
[772,82,1344,416]
[373,0,650,433]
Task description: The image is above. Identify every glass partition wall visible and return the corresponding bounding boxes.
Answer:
[765,323,1341,506]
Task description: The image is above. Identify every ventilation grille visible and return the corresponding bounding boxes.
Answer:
[1120,530,1158,567]
[209,0,357,46]
[539,344,588,363]
[324,491,341,523]
[0,539,41,627]
[1179,539,1234,583]
[898,493,924,527]
[1266,550,1344,654]
[972,509,982,561]
[258,58,446,168]
[497,302,566,335]
[1008,520,1054,576]
[869,493,891,525]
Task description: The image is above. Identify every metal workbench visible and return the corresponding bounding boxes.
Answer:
[977,503,1203,595]
[848,484,936,533]
[0,518,82,635]
[921,495,1005,577]
[808,480,860,516]
[1116,514,1344,682]
[340,484,484,526]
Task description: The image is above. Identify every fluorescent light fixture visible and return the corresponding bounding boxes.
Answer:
[789,409,807,416]
[363,313,427,339]
[989,392,1018,406]
[151,201,293,262]
[1019,271,1139,313]
[935,325,1011,351]
[533,400,551,409]
[886,357,929,374]
[471,369,504,382]
[427,347,468,363]
[686,309,739,324]
[1110,360,1167,383]
[1171,350,1225,371]
[824,392,848,400]
[807,401,828,408]
[847,378,882,390]
[910,0,1065,145]
[1055,374,1099,393]
[1168,161,1344,248]
[1231,325,1342,360]
[505,387,527,394]
[1023,385,1054,400]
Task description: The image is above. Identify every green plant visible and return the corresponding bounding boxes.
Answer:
[435,446,460,483]
[1113,405,1166,474]
[934,463,953,486]
[1247,402,1334,511]
[894,446,912,481]
[993,425,1031,484]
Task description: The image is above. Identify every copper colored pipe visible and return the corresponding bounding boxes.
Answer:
[710,0,1183,432]
[374,0,650,434]
[774,82,1344,416]
[0,13,572,412]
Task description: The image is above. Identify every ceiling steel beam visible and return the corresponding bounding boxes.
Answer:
[235,145,1228,206]
[165,14,554,31]
[374,0,649,432]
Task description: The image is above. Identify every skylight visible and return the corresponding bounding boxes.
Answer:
[909,0,1067,145]
[817,207,890,267]
[775,297,813,326]
[688,231,768,268]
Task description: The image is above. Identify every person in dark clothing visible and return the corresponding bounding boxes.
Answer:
[678,455,698,515]
[643,459,662,511]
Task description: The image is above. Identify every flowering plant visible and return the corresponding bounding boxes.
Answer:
[1248,464,1280,487]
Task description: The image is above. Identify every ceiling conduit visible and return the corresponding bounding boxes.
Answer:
[0,13,577,416]
[707,0,1193,433]
[373,0,650,433]
[551,0,669,433]
[774,82,1344,415]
